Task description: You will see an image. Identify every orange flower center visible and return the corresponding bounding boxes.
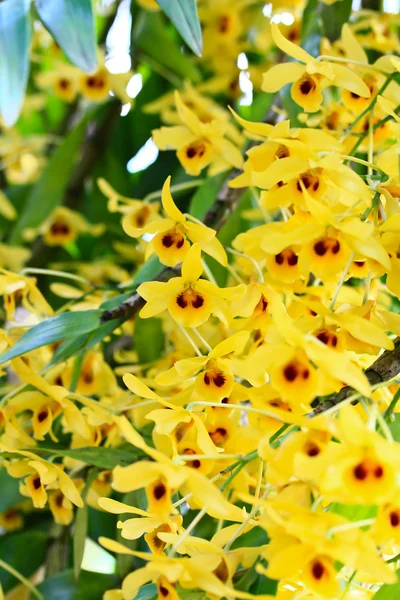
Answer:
[283,361,310,382]
[274,248,298,266]
[313,238,340,257]
[176,289,204,309]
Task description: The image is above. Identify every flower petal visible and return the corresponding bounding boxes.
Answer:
[262,62,306,93]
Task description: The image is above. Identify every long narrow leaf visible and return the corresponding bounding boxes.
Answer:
[156,0,202,57]
[0,0,31,126]
[35,0,97,72]
[0,310,102,365]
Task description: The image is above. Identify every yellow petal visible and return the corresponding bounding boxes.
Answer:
[185,469,245,521]
[99,536,140,556]
[210,331,250,359]
[0,191,16,220]
[185,221,215,243]
[341,23,368,63]
[152,125,195,150]
[200,236,228,266]
[182,243,203,282]
[338,314,393,350]
[305,341,370,396]
[123,373,160,401]
[376,95,400,123]
[228,107,276,137]
[49,282,84,299]
[254,156,308,189]
[330,63,371,97]
[124,216,172,239]
[98,497,149,516]
[122,567,153,600]
[56,468,84,508]
[174,91,202,134]
[271,23,314,64]
[262,62,306,93]
[174,356,207,378]
[161,176,185,222]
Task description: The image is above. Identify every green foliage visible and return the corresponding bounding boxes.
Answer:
[0,0,31,126]
[330,502,378,522]
[156,0,203,57]
[0,532,47,593]
[9,107,101,244]
[373,571,400,599]
[35,0,98,72]
[50,318,123,365]
[189,174,226,219]
[389,414,400,441]
[30,569,119,600]
[301,0,353,53]
[73,469,98,581]
[135,315,165,363]
[231,526,269,550]
[37,445,144,469]
[0,310,102,365]
[0,468,23,513]
[132,12,201,85]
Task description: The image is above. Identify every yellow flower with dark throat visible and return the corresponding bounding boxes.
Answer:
[138,244,244,327]
[153,92,243,176]
[156,331,249,403]
[122,177,226,267]
[262,24,370,112]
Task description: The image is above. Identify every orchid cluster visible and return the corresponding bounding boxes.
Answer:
[1,1,400,600]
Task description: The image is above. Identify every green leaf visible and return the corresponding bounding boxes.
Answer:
[231,526,269,550]
[100,292,134,311]
[320,0,352,42]
[50,318,123,366]
[235,559,277,596]
[0,468,23,513]
[31,569,119,600]
[156,0,202,57]
[301,0,321,56]
[373,570,400,599]
[74,469,99,582]
[0,310,102,365]
[35,0,97,72]
[37,445,143,470]
[189,174,226,220]
[389,414,400,441]
[9,106,101,244]
[135,315,165,363]
[133,255,165,285]
[0,531,47,593]
[0,0,31,127]
[330,502,377,522]
[133,12,200,84]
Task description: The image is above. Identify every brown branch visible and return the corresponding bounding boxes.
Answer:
[308,337,400,417]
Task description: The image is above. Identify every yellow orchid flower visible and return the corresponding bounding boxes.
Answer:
[23,206,104,247]
[152,92,243,176]
[137,244,244,327]
[316,405,400,505]
[0,268,53,320]
[156,331,249,402]
[262,24,370,112]
[2,444,83,510]
[123,373,220,459]
[98,496,182,554]
[121,176,227,267]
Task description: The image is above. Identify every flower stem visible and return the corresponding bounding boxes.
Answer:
[0,558,43,600]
